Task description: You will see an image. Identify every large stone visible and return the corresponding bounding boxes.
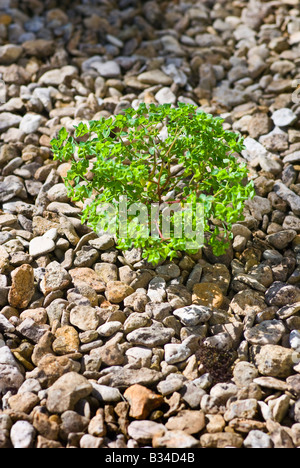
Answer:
[254,345,300,378]
[165,410,205,435]
[8,264,35,309]
[127,323,175,348]
[46,372,93,414]
[40,262,71,295]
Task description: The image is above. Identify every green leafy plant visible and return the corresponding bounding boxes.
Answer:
[51,103,255,264]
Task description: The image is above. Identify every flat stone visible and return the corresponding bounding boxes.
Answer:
[265,282,300,307]
[38,66,78,86]
[273,181,300,216]
[138,69,173,86]
[0,44,23,64]
[16,318,48,344]
[101,367,163,389]
[244,320,286,345]
[173,305,212,326]
[128,420,166,444]
[94,263,118,283]
[165,410,205,435]
[40,262,71,295]
[153,430,199,449]
[147,277,167,303]
[266,230,297,250]
[29,236,55,257]
[224,399,258,422]
[91,383,122,403]
[127,323,175,348]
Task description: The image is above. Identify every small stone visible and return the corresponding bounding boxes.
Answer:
[153,430,199,449]
[46,372,93,414]
[165,410,205,435]
[164,343,192,364]
[138,69,173,86]
[200,432,244,449]
[89,235,115,250]
[105,281,134,304]
[94,263,118,284]
[127,323,175,348]
[123,289,149,312]
[192,283,224,308]
[124,384,164,420]
[97,321,122,337]
[20,113,42,134]
[147,277,167,303]
[29,236,55,257]
[157,378,184,396]
[155,264,181,281]
[69,268,105,293]
[70,305,100,332]
[88,412,106,437]
[266,230,297,250]
[0,45,23,65]
[224,399,258,422]
[8,264,35,309]
[155,87,176,105]
[244,430,273,449]
[52,326,80,355]
[8,392,39,414]
[173,305,212,326]
[16,318,47,344]
[244,320,286,345]
[265,282,300,307]
[127,420,166,444]
[40,262,71,295]
[10,421,35,449]
[91,383,122,403]
[233,361,259,388]
[272,108,297,127]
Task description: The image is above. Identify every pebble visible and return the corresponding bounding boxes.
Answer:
[46,372,93,414]
[173,305,212,326]
[272,108,297,128]
[10,421,35,449]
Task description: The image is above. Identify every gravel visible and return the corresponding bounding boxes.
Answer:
[0,0,300,450]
